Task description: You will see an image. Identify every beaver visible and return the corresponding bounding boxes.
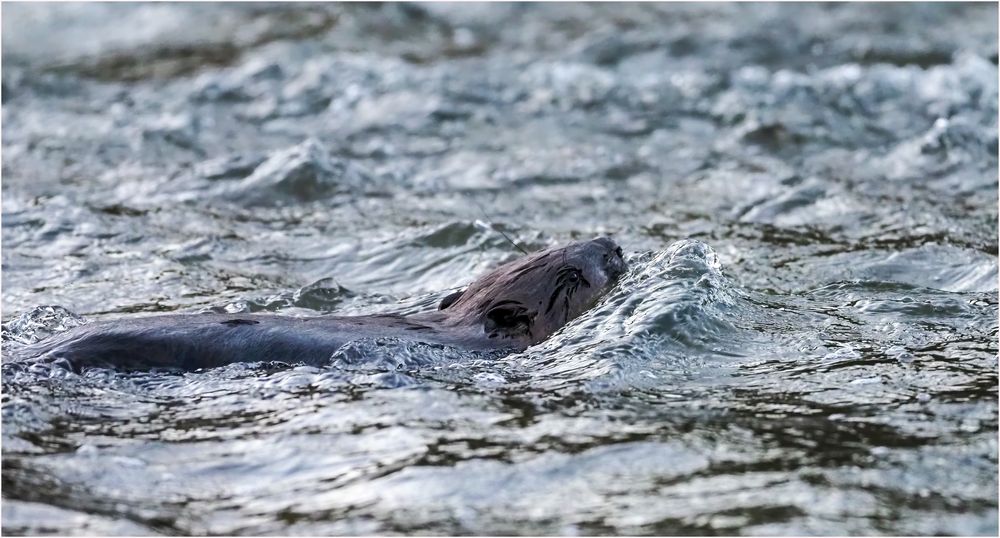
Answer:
[16,238,627,372]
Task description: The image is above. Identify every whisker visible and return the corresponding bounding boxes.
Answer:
[466,195,528,255]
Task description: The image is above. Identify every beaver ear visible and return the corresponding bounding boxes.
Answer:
[484,304,533,338]
[438,289,466,310]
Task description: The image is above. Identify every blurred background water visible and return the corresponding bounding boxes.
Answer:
[1,2,997,535]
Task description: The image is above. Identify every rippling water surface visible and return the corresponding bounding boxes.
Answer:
[2,3,997,535]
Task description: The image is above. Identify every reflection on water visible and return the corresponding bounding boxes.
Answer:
[2,3,998,535]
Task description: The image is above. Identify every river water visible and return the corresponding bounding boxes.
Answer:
[2,3,997,535]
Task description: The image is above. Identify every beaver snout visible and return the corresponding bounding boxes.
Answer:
[596,238,627,280]
[606,251,627,280]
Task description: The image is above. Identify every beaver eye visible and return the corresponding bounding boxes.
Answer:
[615,246,623,258]
[567,270,581,283]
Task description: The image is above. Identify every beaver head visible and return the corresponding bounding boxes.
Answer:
[433,237,627,349]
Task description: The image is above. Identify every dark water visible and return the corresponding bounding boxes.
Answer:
[2,2,997,535]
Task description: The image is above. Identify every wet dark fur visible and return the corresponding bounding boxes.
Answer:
[16,238,626,372]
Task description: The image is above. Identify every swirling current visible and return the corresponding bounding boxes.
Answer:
[2,3,997,535]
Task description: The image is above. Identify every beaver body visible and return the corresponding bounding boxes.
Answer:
[16,238,627,372]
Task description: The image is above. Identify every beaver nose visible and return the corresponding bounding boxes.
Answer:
[603,241,627,280]
[607,254,626,280]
